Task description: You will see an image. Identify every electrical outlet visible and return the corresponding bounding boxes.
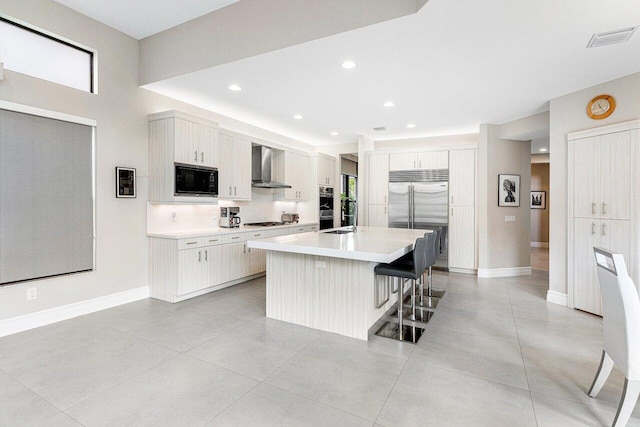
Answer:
[504,216,516,222]
[26,288,37,300]
[170,212,177,222]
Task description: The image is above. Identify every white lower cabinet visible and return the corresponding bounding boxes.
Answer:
[368,205,388,227]
[150,224,318,302]
[448,205,475,270]
[573,218,630,315]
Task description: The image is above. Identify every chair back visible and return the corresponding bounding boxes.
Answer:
[439,227,448,255]
[412,237,428,276]
[594,247,640,379]
[424,232,437,268]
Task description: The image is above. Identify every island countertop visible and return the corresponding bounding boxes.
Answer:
[247,226,431,263]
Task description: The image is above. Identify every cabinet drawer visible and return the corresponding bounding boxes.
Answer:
[178,237,206,250]
[203,235,224,246]
[246,231,268,240]
[222,232,249,244]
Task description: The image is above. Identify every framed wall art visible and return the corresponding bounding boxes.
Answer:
[531,191,546,209]
[116,167,136,198]
[498,174,520,207]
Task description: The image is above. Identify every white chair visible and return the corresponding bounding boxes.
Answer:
[588,247,640,426]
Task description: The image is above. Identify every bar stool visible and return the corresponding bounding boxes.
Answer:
[374,237,428,343]
[414,231,439,311]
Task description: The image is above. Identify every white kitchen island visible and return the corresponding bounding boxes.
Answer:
[247,226,429,340]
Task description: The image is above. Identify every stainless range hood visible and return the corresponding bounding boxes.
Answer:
[251,145,292,188]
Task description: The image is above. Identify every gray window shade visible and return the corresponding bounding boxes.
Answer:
[0,109,94,285]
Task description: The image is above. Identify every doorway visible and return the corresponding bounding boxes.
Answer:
[340,154,358,227]
[530,145,550,271]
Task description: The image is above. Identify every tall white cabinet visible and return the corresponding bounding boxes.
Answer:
[218,131,252,200]
[448,149,476,270]
[367,153,389,227]
[568,120,640,315]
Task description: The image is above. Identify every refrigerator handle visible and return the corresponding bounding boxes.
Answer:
[408,184,412,228]
[410,185,415,228]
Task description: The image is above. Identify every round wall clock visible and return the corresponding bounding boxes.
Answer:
[587,94,616,120]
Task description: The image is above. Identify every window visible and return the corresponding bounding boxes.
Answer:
[0,17,94,92]
[0,108,95,285]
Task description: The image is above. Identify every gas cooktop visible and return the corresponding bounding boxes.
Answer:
[244,221,287,227]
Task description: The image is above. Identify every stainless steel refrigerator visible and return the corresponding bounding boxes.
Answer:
[388,170,449,268]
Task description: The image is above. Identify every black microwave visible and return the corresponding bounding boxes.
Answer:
[175,163,218,197]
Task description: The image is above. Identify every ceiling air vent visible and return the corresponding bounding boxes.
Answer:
[587,27,637,48]
[373,126,387,132]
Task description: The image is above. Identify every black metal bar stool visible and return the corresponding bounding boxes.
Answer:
[374,237,428,343]
[413,231,439,312]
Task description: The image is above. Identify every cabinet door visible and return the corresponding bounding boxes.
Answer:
[389,153,416,171]
[206,245,222,288]
[448,205,475,269]
[297,155,310,200]
[200,125,219,168]
[218,133,235,198]
[368,154,389,205]
[220,242,247,283]
[573,137,597,218]
[317,156,334,186]
[599,131,630,220]
[573,218,599,314]
[449,149,475,206]
[368,204,388,227]
[174,118,201,166]
[234,136,252,200]
[177,248,204,296]
[417,151,448,170]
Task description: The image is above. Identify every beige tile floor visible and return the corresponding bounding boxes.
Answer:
[1,270,637,426]
[531,247,550,271]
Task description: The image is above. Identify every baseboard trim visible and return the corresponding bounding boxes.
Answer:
[477,267,532,278]
[448,267,477,275]
[530,242,549,248]
[0,286,149,338]
[546,290,568,306]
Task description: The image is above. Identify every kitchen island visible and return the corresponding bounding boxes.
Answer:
[247,226,429,340]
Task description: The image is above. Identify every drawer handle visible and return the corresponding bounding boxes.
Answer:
[232,236,240,240]
[209,239,219,242]
[186,242,198,245]
[254,233,262,237]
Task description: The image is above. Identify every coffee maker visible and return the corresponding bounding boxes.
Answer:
[220,207,241,228]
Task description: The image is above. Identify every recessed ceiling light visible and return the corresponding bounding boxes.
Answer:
[228,84,242,91]
[406,123,416,129]
[293,114,303,120]
[384,101,395,108]
[330,131,338,136]
[539,148,548,152]
[341,60,356,69]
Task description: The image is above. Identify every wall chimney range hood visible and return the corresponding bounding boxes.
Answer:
[251,145,292,188]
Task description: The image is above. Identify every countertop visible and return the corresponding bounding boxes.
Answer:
[247,226,432,263]
[147,222,318,239]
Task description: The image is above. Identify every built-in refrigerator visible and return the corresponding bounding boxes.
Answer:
[388,170,449,269]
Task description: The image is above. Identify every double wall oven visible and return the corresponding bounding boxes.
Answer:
[319,186,334,230]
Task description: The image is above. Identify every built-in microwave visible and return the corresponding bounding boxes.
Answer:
[175,163,218,197]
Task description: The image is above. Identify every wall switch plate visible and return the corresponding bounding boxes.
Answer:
[26,287,37,300]
[170,212,177,222]
[315,260,326,268]
[504,216,516,222]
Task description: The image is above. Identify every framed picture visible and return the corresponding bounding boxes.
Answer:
[530,191,546,209]
[498,174,520,207]
[116,167,136,198]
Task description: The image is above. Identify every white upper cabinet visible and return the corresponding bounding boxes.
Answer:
[218,132,252,200]
[173,117,218,167]
[317,156,335,187]
[572,131,630,220]
[368,153,389,205]
[148,111,219,203]
[389,151,448,171]
[449,149,475,206]
[284,151,310,201]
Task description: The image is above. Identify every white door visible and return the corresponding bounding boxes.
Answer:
[573,137,597,218]
[417,151,448,170]
[448,205,475,269]
[218,133,234,198]
[573,218,599,314]
[389,153,417,171]
[449,149,475,206]
[368,154,389,205]
[368,205,388,227]
[599,131,630,220]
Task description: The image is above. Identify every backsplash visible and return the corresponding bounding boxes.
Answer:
[147,188,317,233]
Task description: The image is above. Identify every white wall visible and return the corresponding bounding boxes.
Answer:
[549,71,640,297]
[0,0,320,322]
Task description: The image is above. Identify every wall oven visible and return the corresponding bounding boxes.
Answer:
[319,186,334,230]
[175,163,218,197]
